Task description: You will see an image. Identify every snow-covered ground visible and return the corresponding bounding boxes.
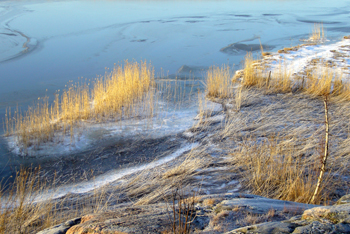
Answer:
[262,38,350,81]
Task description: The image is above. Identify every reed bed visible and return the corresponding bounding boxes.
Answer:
[4,61,155,153]
[205,53,350,204]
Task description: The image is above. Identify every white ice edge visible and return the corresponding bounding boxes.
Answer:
[32,142,199,202]
[6,107,198,157]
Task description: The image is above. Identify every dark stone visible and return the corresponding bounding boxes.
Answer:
[37,217,81,234]
[334,223,350,233]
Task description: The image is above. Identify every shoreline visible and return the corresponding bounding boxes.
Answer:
[1,2,350,231]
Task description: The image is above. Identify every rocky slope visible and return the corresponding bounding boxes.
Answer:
[38,194,350,234]
[36,85,350,233]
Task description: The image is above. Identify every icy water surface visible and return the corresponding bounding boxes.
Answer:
[0,0,350,188]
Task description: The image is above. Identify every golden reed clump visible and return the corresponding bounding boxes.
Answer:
[206,65,232,98]
[4,61,155,152]
[309,23,326,43]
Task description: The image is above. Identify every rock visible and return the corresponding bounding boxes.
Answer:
[220,43,274,55]
[177,65,208,74]
[302,203,350,223]
[233,70,244,81]
[37,217,81,234]
[40,194,350,234]
[336,194,350,205]
[292,221,334,234]
[65,203,209,234]
[216,196,317,215]
[226,222,298,234]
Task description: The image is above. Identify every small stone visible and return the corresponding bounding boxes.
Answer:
[336,194,350,205]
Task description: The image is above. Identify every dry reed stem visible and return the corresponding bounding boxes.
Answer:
[235,85,243,111]
[310,95,329,204]
[166,186,197,234]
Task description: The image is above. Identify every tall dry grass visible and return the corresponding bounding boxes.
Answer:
[4,61,155,153]
[0,168,113,234]
[303,64,346,98]
[206,65,232,98]
[240,52,267,88]
[309,23,326,42]
[236,52,292,92]
[92,61,154,121]
[230,136,331,203]
[222,86,350,204]
[269,62,292,93]
[235,52,350,100]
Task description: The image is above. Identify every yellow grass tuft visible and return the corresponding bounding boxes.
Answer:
[303,62,343,97]
[309,23,326,42]
[240,52,266,88]
[238,53,292,92]
[278,46,300,54]
[92,61,154,121]
[206,65,232,98]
